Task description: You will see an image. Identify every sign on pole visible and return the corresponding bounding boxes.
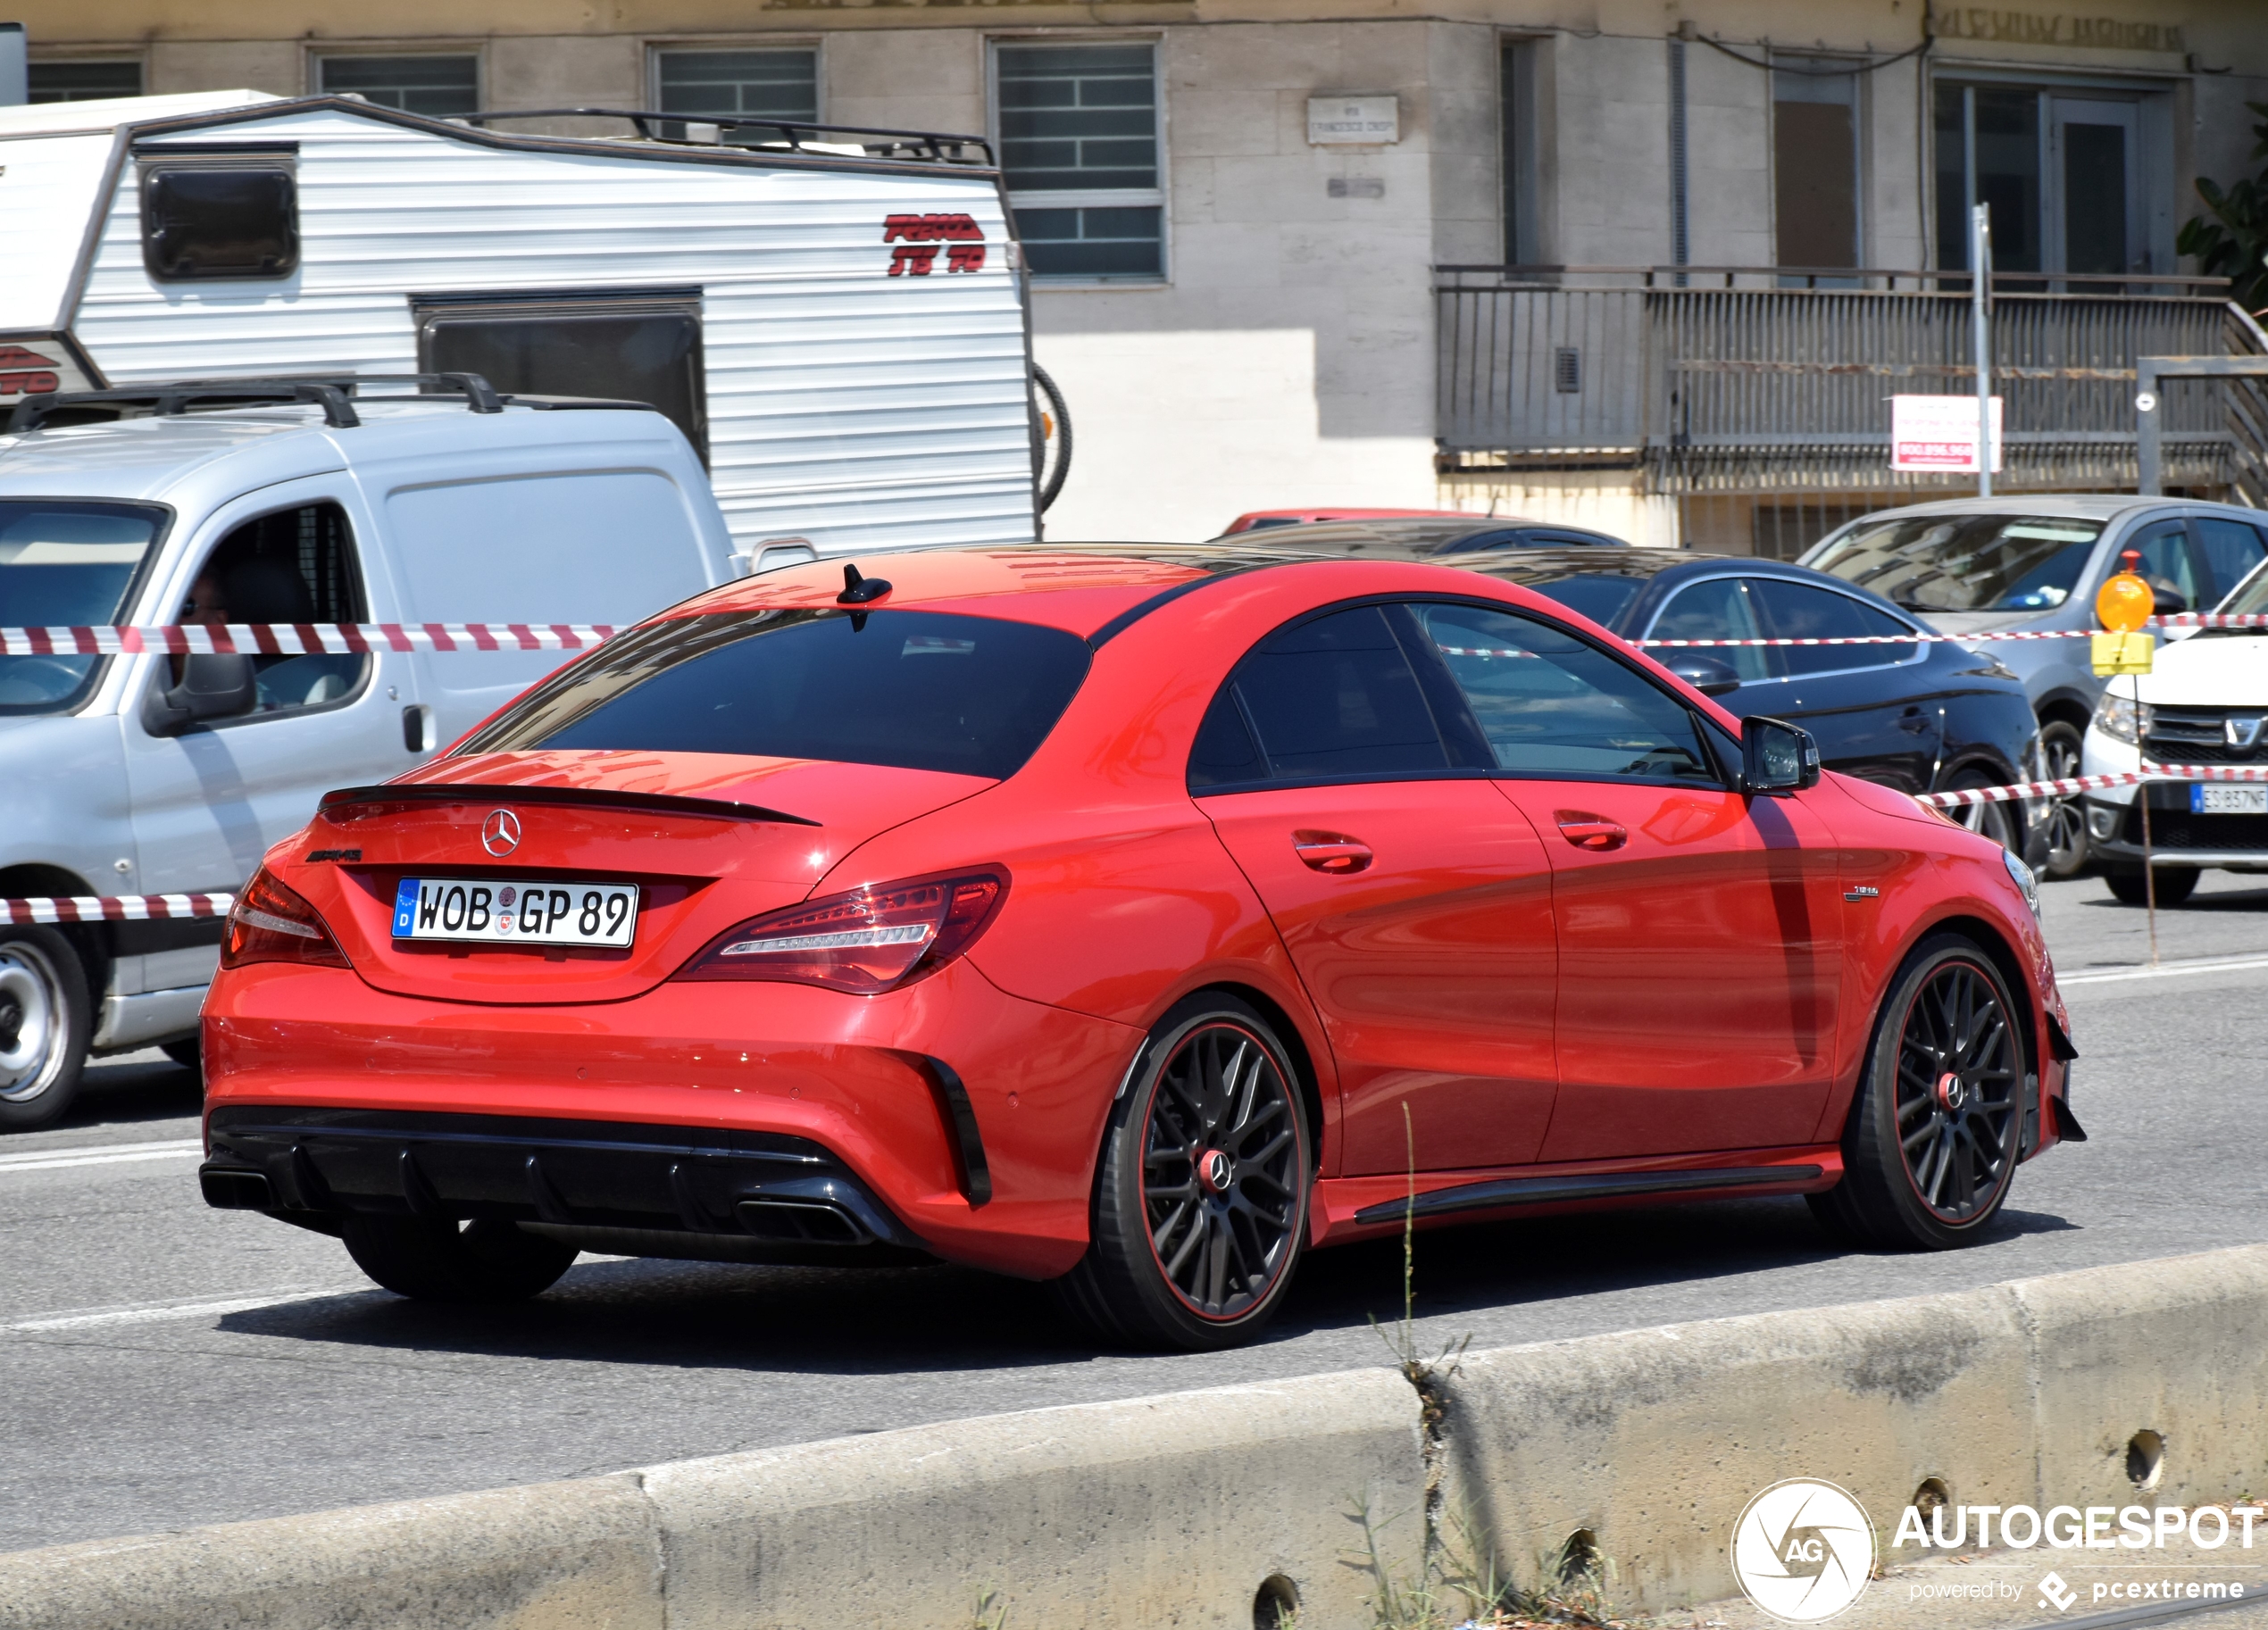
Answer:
[1890,394,2003,473]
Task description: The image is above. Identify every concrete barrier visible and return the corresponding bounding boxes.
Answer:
[646,1367,1423,1630]
[3,1244,2264,1629]
[1441,1283,2038,1610]
[0,1475,663,1630]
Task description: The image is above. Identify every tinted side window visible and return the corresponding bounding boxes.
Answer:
[2193,518,2268,605]
[2127,520,2202,612]
[1411,602,1719,784]
[1648,577,1779,683]
[172,503,370,720]
[1750,578,1918,675]
[1188,605,1448,789]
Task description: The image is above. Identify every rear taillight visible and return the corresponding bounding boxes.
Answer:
[221,869,351,969]
[678,869,1005,994]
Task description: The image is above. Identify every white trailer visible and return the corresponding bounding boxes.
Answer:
[0,90,1045,561]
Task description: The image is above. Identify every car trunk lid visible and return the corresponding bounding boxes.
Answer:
[288,751,991,1004]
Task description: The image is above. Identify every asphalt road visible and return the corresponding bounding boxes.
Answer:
[4,869,2264,1556]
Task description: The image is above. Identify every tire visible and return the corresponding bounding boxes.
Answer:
[1053,994,1313,1351]
[0,928,91,1133]
[342,1216,579,1303]
[1812,935,2024,1251]
[2106,866,2199,907]
[2035,721,2090,879]
[1942,767,2020,854]
[161,1037,202,1074]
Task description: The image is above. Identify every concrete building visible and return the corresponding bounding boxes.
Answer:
[18,1,2268,549]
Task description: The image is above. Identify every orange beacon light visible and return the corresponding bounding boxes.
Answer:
[2096,547,2155,633]
[2092,548,2155,675]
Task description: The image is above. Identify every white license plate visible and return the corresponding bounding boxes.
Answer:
[2191,786,2268,815]
[391,877,638,947]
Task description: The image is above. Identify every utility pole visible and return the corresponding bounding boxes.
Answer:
[1971,202,1993,498]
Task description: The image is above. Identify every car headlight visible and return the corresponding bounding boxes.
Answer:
[2093,689,2149,744]
[2003,846,2040,917]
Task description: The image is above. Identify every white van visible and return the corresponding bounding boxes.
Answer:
[0,89,1044,561]
[0,384,733,1127]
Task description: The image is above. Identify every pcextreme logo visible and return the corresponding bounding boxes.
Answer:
[1731,1479,1878,1623]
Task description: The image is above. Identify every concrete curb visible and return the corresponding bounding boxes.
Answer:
[0,1475,663,1630]
[4,1244,2264,1629]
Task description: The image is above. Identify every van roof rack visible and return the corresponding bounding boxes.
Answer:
[5,373,662,435]
[457,109,994,166]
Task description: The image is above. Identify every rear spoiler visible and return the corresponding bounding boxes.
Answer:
[318,784,818,827]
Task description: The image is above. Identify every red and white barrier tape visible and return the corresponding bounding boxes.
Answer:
[0,893,234,927]
[0,623,618,657]
[1915,763,2268,809]
[1638,612,2268,649]
[1,762,2257,917]
[3,612,2265,657]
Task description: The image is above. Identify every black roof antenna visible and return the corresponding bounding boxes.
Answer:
[838,563,892,603]
[837,562,892,629]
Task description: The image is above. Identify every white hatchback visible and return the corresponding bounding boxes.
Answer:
[2080,559,2268,904]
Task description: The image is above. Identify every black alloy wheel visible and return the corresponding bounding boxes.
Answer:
[2036,720,2089,878]
[1809,935,2024,1250]
[1054,993,1311,1351]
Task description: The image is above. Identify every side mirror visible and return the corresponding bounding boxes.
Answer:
[1666,653,1743,696]
[145,653,256,736]
[2146,579,2189,616]
[1743,715,1821,794]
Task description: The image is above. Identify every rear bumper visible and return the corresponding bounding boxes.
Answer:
[202,1105,928,1261]
[200,956,1143,1279]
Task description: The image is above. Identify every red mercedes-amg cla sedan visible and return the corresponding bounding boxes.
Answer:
[198,547,2077,1350]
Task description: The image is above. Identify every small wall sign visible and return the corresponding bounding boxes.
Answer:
[1307,96,1399,146]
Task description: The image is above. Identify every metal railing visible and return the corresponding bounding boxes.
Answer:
[1436,267,2263,495]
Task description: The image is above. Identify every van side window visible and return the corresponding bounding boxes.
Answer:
[168,503,369,721]
[138,156,300,281]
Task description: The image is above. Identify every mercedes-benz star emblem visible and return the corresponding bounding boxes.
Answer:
[480,809,522,857]
[1197,1149,1232,1193]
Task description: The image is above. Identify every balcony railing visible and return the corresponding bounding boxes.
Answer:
[1435,266,2266,498]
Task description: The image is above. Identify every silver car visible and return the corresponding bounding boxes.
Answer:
[1802,496,2268,877]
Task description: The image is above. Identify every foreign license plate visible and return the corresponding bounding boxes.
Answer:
[391,877,638,947]
[2191,786,2268,815]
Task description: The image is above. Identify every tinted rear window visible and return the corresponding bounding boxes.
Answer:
[1523,573,1646,627]
[456,609,1091,779]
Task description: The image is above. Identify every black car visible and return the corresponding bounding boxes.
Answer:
[1206,516,1630,554]
[1444,550,2046,855]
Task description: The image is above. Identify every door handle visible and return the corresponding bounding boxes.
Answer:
[1554,811,1627,850]
[402,704,433,753]
[1292,832,1372,874]
[1897,707,1929,734]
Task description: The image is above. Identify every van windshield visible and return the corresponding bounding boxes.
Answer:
[1807,514,2105,613]
[0,503,168,715]
[457,607,1093,780]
